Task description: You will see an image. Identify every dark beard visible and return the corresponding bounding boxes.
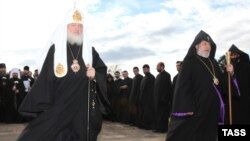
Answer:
[231,58,240,65]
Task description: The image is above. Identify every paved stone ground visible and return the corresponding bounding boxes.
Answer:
[0,121,166,141]
[0,123,25,141]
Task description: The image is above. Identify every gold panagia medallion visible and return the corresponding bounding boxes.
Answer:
[213,77,219,85]
[71,59,80,73]
[56,63,65,77]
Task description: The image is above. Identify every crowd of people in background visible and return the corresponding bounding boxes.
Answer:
[104,43,250,135]
[0,60,180,133]
[0,64,39,123]
[0,44,249,137]
[105,62,181,133]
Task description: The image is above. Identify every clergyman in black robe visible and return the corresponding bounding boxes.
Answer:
[104,73,115,121]
[153,62,172,133]
[112,71,122,122]
[106,74,115,106]
[17,8,109,141]
[0,63,9,122]
[226,44,250,124]
[166,30,239,141]
[5,68,25,123]
[119,70,132,124]
[128,66,143,126]
[171,61,182,110]
[138,64,155,130]
[21,66,35,97]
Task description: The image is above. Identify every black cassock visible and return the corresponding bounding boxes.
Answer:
[119,77,132,123]
[138,72,155,129]
[105,77,115,121]
[21,75,35,96]
[153,70,171,132]
[226,45,250,124]
[171,74,179,110]
[166,30,238,141]
[0,74,9,122]
[128,74,143,125]
[17,43,109,141]
[5,78,25,123]
[112,78,122,121]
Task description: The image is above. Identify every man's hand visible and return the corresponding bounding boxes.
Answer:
[186,112,194,116]
[86,64,95,80]
[120,85,128,89]
[225,64,234,76]
[12,86,16,91]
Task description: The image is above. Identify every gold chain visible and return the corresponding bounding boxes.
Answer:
[68,46,81,60]
[195,55,216,78]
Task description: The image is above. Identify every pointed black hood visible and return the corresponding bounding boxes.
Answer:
[184,30,216,60]
[229,44,250,63]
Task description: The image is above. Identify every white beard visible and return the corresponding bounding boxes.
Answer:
[67,32,83,46]
[197,50,210,58]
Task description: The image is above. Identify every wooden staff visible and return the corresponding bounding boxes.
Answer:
[226,51,232,125]
[87,78,90,141]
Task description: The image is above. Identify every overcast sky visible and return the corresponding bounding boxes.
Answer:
[0,0,250,78]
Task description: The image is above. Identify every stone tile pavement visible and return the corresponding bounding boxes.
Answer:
[0,121,166,141]
[98,121,166,141]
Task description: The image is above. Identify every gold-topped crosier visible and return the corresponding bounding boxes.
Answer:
[226,51,233,125]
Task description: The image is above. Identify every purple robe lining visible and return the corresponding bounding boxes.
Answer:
[171,78,240,125]
[233,78,240,96]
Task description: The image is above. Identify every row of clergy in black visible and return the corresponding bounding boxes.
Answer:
[104,44,250,133]
[1,44,249,130]
[104,62,180,133]
[0,64,38,123]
